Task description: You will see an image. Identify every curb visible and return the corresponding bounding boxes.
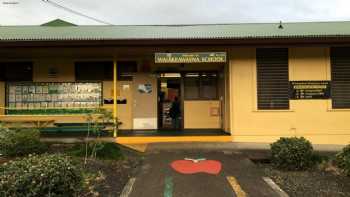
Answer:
[120,177,136,197]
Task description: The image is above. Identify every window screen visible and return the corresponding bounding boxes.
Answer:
[331,47,350,109]
[184,73,200,99]
[256,48,289,110]
[0,62,33,81]
[0,65,5,81]
[117,61,138,81]
[75,61,113,81]
[200,73,218,99]
[184,72,218,100]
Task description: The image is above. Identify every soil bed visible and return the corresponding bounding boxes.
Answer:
[81,154,142,197]
[1,144,143,197]
[253,159,350,197]
[54,144,143,197]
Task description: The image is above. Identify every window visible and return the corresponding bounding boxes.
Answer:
[184,72,218,100]
[75,61,138,81]
[0,65,5,81]
[0,62,33,81]
[75,61,113,81]
[256,48,289,110]
[331,47,350,109]
[184,73,200,99]
[117,61,138,81]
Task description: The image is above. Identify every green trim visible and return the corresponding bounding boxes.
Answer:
[7,108,95,115]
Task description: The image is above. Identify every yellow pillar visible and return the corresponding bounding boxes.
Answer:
[113,60,118,137]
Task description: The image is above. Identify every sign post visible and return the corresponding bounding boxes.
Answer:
[113,60,118,137]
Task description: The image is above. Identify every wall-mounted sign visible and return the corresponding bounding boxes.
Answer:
[103,99,113,104]
[290,81,331,99]
[104,98,127,104]
[210,107,220,116]
[138,84,152,94]
[155,52,227,63]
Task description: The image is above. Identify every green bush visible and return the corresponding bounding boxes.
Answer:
[270,137,314,170]
[335,144,350,176]
[0,125,48,156]
[69,141,122,160]
[0,154,83,197]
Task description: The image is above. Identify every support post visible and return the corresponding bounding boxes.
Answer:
[113,60,118,137]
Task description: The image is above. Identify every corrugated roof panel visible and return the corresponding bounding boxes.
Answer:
[1,21,350,41]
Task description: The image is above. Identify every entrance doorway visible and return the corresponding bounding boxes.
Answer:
[158,73,182,130]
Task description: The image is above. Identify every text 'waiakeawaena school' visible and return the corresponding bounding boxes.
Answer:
[1,19,350,145]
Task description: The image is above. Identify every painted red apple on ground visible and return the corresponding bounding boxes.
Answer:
[170,158,222,175]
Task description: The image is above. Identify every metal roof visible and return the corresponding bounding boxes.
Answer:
[41,19,77,27]
[1,21,350,41]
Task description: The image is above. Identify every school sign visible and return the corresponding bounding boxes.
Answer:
[155,52,227,63]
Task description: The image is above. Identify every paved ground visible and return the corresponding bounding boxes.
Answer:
[129,150,280,197]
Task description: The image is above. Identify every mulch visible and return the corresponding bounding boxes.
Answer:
[259,164,350,197]
[50,144,144,197]
[81,155,142,197]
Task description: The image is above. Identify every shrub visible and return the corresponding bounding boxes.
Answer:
[335,144,350,176]
[270,137,314,170]
[0,154,83,197]
[0,125,48,156]
[69,141,122,160]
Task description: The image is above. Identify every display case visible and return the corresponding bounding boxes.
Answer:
[6,82,102,115]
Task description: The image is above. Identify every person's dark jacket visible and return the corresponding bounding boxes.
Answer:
[169,101,181,118]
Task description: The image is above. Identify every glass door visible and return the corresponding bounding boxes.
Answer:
[158,73,182,130]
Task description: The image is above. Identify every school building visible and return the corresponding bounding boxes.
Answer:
[1,19,350,145]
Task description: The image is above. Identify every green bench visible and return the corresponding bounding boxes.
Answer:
[40,123,108,135]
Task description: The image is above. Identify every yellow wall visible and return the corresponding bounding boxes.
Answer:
[3,47,349,145]
[0,59,134,128]
[184,100,221,129]
[230,47,350,145]
[0,82,4,115]
[1,56,228,132]
[132,73,158,129]
[33,59,75,82]
[103,81,133,130]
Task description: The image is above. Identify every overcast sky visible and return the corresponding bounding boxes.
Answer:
[1,0,350,25]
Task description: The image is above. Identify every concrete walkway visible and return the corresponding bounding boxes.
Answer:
[127,150,280,197]
[146,142,346,152]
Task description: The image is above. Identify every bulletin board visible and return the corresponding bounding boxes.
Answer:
[6,82,102,115]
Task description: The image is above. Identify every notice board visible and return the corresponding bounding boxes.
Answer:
[289,81,331,99]
[6,82,102,114]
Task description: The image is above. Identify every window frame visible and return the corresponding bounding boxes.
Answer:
[117,61,138,81]
[256,48,290,110]
[75,61,113,81]
[0,62,33,82]
[330,47,350,109]
[183,71,219,100]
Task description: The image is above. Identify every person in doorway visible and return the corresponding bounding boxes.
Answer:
[169,96,181,129]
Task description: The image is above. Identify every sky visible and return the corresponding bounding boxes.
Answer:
[1,0,350,25]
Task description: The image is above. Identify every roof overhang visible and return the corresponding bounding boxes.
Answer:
[2,37,350,48]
